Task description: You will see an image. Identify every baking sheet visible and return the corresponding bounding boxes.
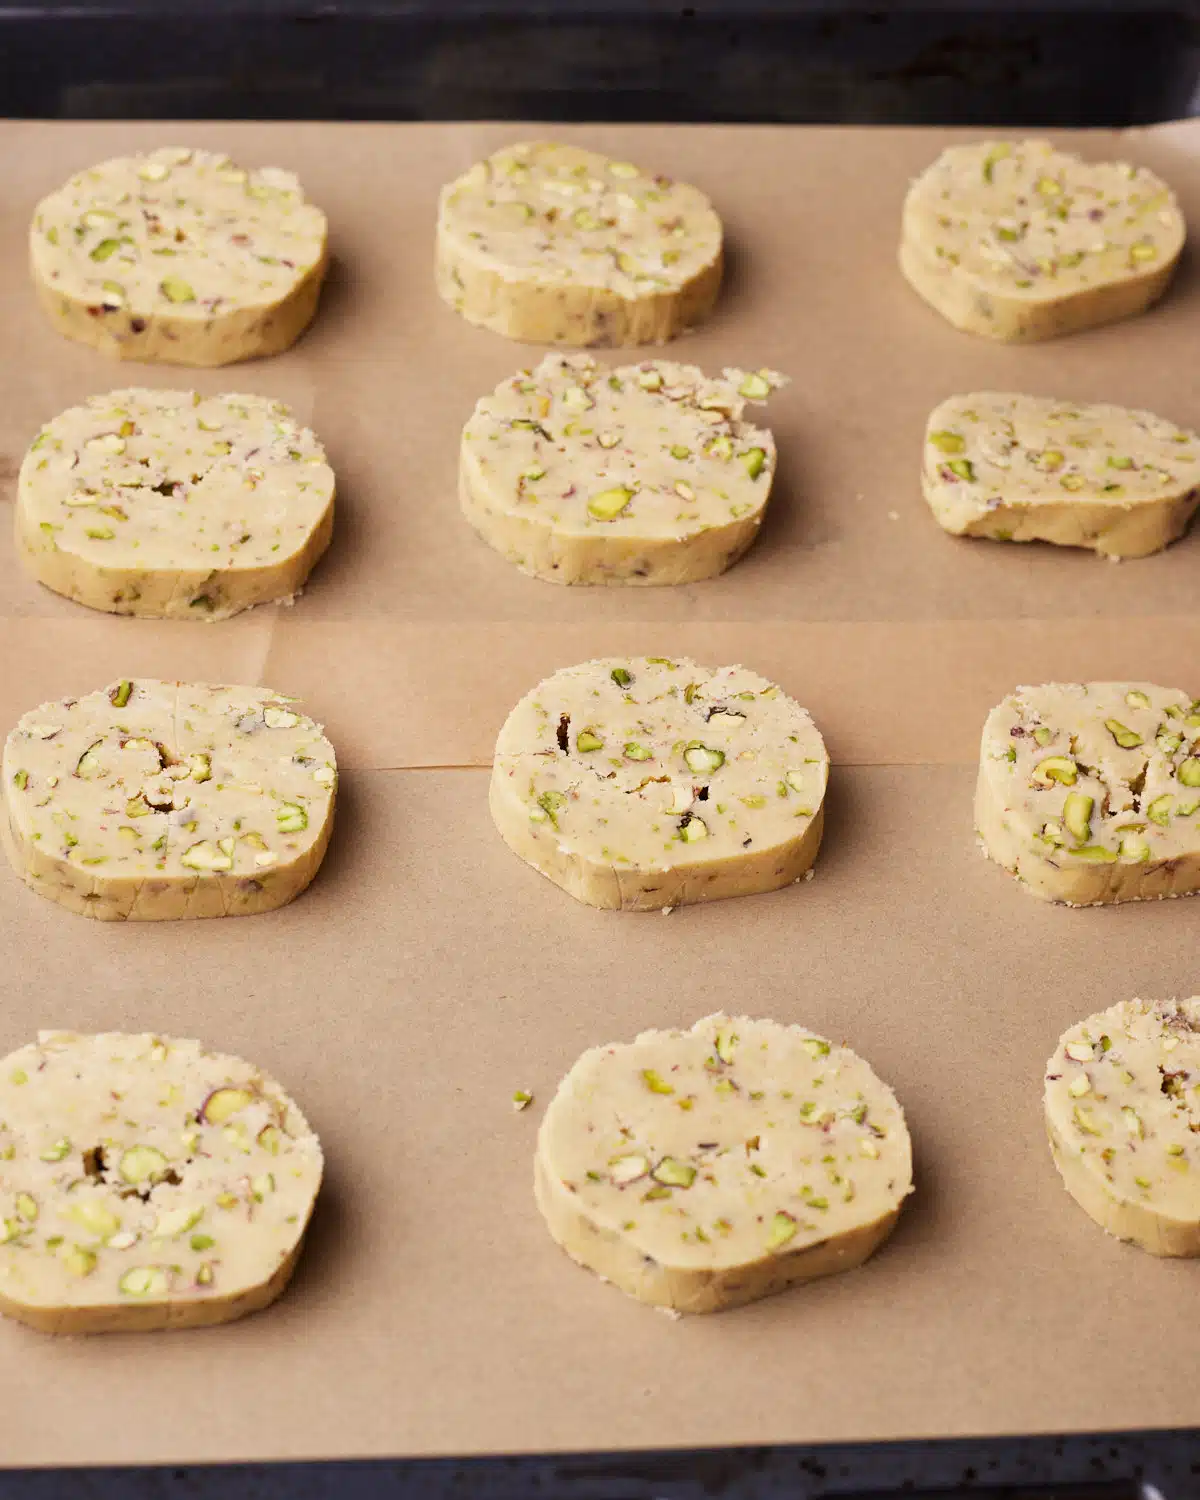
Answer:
[0,118,1199,1467]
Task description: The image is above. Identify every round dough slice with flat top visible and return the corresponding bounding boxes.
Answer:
[0,1031,322,1333]
[436,141,722,346]
[490,656,828,910]
[923,393,1200,559]
[901,139,1184,341]
[976,681,1200,905]
[1046,998,1200,1256]
[30,147,328,365]
[460,354,783,584]
[3,678,337,921]
[17,388,334,619]
[536,1013,913,1313]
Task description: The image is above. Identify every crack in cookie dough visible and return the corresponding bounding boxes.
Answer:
[0,1032,322,1332]
[30,147,328,365]
[436,141,723,346]
[900,140,1184,341]
[16,389,335,619]
[535,1013,913,1313]
[1046,998,1200,1256]
[2,679,337,921]
[490,656,828,910]
[923,393,1200,558]
[976,681,1200,905]
[460,354,784,584]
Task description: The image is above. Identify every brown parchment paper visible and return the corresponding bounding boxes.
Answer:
[1,118,1200,1467]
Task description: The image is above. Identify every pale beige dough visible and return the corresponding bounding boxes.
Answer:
[976,681,1200,905]
[901,139,1184,341]
[460,354,782,584]
[2,678,337,921]
[923,393,1200,559]
[535,1013,912,1314]
[30,147,328,365]
[490,656,828,911]
[1046,998,1200,1256]
[16,388,335,620]
[435,141,722,346]
[0,1031,322,1333]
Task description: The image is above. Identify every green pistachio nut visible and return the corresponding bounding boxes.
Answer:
[587,486,634,521]
[1033,755,1077,787]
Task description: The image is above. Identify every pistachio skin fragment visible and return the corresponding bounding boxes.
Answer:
[1045,998,1200,1255]
[976,680,1200,905]
[535,1013,912,1312]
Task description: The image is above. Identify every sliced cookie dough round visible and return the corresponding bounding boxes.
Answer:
[976,681,1200,905]
[460,355,783,585]
[0,1031,322,1333]
[901,139,1184,342]
[1046,998,1200,1256]
[17,388,335,620]
[30,147,328,365]
[490,656,828,910]
[2,677,337,921]
[436,140,722,346]
[535,1013,913,1313]
[924,393,1200,559]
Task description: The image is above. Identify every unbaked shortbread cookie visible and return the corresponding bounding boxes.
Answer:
[924,393,1200,559]
[16,389,335,619]
[460,354,783,585]
[0,1031,322,1333]
[976,681,1200,905]
[490,656,828,910]
[435,141,722,346]
[535,1013,913,1313]
[1046,998,1200,1256]
[30,147,328,365]
[3,678,337,921]
[901,140,1184,341]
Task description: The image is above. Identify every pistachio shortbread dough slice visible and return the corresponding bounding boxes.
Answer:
[2,678,337,921]
[0,1031,322,1333]
[1046,998,1200,1256]
[901,140,1184,342]
[460,355,783,585]
[976,681,1200,905]
[536,1013,913,1313]
[436,141,722,346]
[924,393,1200,559]
[16,388,335,619]
[30,147,328,365]
[490,656,828,910]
